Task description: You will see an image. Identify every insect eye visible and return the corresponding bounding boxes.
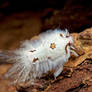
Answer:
[66,35,70,38]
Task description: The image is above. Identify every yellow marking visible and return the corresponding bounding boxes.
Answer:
[50,43,56,49]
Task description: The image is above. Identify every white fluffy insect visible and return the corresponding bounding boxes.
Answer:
[0,28,78,85]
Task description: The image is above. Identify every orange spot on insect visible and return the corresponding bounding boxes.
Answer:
[30,50,36,52]
[48,57,51,59]
[33,58,39,62]
[60,33,63,37]
[50,43,56,49]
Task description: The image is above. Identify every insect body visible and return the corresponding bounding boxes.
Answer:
[0,29,78,85]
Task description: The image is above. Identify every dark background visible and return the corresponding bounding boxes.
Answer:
[0,0,92,12]
[0,0,92,49]
[0,0,92,32]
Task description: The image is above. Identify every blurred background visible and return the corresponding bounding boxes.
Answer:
[0,0,92,49]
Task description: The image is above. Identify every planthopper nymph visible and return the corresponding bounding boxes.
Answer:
[0,28,78,85]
